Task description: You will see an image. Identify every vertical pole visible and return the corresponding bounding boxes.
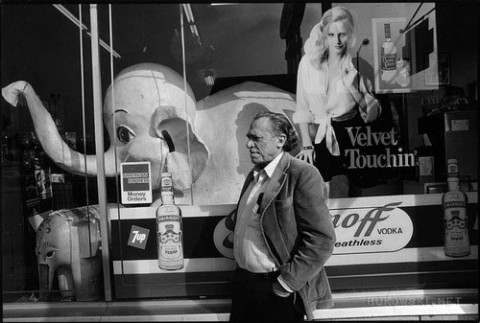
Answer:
[90,4,112,301]
[402,93,410,151]
[179,4,194,205]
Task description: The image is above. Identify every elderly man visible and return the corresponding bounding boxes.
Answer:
[229,112,335,322]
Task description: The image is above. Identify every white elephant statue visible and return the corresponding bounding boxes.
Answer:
[2,63,299,206]
[34,206,102,301]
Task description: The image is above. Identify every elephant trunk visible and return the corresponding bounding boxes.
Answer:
[2,81,119,177]
[38,264,75,300]
[57,266,75,299]
[37,264,51,300]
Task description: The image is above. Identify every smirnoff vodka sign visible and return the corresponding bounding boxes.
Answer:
[332,201,413,254]
[212,201,413,258]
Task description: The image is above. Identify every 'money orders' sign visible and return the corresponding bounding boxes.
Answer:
[120,162,152,205]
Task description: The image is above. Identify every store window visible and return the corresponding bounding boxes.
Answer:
[2,2,477,311]
[2,4,101,302]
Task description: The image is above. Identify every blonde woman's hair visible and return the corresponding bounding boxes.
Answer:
[304,6,357,69]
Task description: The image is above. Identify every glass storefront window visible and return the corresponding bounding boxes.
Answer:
[2,4,101,302]
[2,2,477,314]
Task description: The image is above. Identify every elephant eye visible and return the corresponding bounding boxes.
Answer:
[117,126,135,144]
[46,251,55,258]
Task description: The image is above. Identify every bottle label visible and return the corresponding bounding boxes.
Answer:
[35,167,52,199]
[444,194,470,256]
[381,50,397,71]
[158,231,183,260]
[418,156,434,177]
[444,199,466,208]
[157,206,183,268]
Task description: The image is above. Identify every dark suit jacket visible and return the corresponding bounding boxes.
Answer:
[231,152,335,320]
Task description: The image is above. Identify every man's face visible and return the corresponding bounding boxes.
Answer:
[246,117,285,166]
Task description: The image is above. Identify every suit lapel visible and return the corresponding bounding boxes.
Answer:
[239,171,255,199]
[259,153,292,265]
[232,170,255,225]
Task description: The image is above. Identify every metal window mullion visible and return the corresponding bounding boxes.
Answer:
[180,4,194,205]
[89,4,112,302]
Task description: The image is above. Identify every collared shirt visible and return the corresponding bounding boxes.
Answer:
[293,54,380,156]
[233,152,284,273]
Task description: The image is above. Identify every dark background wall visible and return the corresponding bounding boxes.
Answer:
[1,2,477,141]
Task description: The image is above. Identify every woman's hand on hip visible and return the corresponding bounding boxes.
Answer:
[296,148,315,164]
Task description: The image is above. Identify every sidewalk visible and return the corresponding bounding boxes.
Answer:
[3,288,478,321]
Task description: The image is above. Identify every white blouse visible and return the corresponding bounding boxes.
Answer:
[293,54,381,156]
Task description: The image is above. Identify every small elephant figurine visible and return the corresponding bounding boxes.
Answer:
[35,205,102,301]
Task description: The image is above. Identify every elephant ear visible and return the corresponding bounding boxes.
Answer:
[152,106,209,190]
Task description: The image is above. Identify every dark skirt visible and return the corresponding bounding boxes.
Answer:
[313,111,397,188]
[313,112,363,182]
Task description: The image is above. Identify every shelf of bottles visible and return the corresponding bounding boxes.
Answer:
[19,131,53,216]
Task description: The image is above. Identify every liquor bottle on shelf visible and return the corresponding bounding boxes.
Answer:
[415,134,435,182]
[22,131,36,168]
[381,23,397,83]
[1,135,8,163]
[156,172,184,270]
[442,159,470,257]
[34,153,52,201]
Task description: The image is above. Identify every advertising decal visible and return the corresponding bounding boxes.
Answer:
[111,194,478,272]
[343,126,414,172]
[120,162,153,205]
[372,15,438,93]
[128,225,150,250]
[109,194,477,298]
[331,202,413,254]
[212,201,414,257]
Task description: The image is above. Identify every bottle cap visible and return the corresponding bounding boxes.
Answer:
[384,24,391,38]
